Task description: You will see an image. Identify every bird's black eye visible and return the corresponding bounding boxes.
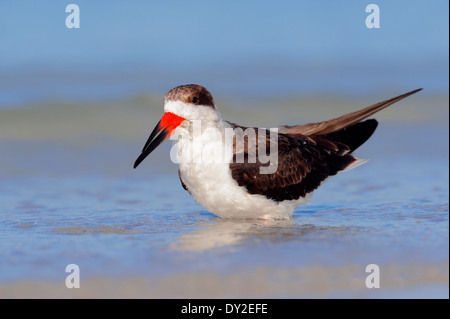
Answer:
[192,97,199,104]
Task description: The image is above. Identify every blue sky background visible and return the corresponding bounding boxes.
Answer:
[0,1,448,104]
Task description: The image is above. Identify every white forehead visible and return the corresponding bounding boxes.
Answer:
[164,100,221,122]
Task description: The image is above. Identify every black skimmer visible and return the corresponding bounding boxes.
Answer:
[134,85,421,219]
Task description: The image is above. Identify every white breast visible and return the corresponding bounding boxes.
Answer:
[171,119,307,219]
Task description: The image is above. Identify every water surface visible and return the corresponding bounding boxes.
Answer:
[0,95,448,298]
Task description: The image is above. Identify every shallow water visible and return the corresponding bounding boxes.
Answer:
[0,96,448,298]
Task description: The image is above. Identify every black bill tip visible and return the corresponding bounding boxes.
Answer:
[133,121,168,169]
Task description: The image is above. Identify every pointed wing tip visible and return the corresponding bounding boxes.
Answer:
[399,88,422,100]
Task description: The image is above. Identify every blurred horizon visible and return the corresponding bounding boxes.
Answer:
[0,1,448,107]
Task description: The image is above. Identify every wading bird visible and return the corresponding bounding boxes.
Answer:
[134,85,421,219]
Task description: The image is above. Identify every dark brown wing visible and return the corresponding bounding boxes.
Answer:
[228,89,422,202]
[229,129,359,202]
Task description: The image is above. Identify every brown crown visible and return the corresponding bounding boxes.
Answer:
[164,84,215,108]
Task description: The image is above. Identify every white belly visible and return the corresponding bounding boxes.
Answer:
[172,121,308,219]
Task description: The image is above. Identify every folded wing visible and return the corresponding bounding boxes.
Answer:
[229,89,422,202]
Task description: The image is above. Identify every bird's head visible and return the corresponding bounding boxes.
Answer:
[133,84,218,168]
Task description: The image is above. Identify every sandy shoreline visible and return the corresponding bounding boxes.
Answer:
[1,262,448,298]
